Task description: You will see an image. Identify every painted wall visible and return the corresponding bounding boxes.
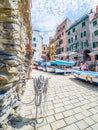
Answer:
[55,18,71,56]
[33,30,43,61]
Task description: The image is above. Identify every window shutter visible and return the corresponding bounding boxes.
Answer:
[93,42,96,48]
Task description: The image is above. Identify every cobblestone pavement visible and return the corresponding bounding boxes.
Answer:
[8,70,98,130]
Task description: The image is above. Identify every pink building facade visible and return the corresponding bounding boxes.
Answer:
[55,18,71,59]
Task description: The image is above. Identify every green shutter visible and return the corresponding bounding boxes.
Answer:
[68,39,70,43]
[75,44,77,49]
[93,42,96,48]
[81,32,83,38]
[73,28,75,32]
[68,31,70,35]
[84,31,86,36]
[93,20,97,26]
[86,40,88,47]
[81,42,83,48]
[71,37,73,42]
[82,22,85,27]
[75,35,77,40]
[33,37,36,41]
[94,30,98,36]
[84,42,86,47]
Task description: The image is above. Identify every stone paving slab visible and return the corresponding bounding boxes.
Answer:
[7,70,98,130]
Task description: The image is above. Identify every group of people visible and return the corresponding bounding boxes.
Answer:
[80,60,98,72]
[80,63,89,71]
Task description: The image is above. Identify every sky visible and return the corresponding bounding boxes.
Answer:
[31,0,98,44]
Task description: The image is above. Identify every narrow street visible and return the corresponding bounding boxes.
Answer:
[8,70,98,130]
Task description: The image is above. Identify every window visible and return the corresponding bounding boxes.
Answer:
[33,43,36,47]
[59,34,62,38]
[33,37,36,41]
[93,42,98,48]
[75,44,77,49]
[57,36,59,40]
[73,28,75,32]
[84,31,86,36]
[93,20,97,26]
[71,45,73,49]
[95,55,98,60]
[62,32,64,36]
[63,25,65,29]
[68,31,70,35]
[82,22,85,27]
[68,39,70,43]
[71,37,73,43]
[62,47,64,52]
[84,42,86,47]
[94,30,98,36]
[93,42,96,48]
[75,35,77,40]
[96,42,98,47]
[86,40,88,47]
[81,42,84,48]
[59,40,63,45]
[81,32,83,38]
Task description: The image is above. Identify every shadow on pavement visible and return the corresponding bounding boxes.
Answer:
[69,77,98,92]
[9,116,35,129]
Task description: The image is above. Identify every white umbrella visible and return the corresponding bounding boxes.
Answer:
[88,51,98,56]
[70,52,83,57]
[58,51,72,57]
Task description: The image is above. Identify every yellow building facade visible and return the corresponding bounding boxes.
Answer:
[49,38,57,60]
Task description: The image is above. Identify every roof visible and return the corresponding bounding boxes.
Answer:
[66,14,89,32]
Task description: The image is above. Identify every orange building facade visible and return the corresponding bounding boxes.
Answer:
[55,18,71,59]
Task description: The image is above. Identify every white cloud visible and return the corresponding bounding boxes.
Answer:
[32,0,98,44]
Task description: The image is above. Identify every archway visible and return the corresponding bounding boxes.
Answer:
[83,50,91,62]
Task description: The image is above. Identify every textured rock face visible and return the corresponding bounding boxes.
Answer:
[0,0,32,126]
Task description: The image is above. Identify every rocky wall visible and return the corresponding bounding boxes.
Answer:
[0,0,32,126]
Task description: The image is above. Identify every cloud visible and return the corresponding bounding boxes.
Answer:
[32,0,98,44]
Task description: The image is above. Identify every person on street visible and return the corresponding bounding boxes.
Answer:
[84,63,89,71]
[96,60,98,72]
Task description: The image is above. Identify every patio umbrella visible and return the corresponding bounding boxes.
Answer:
[88,51,98,56]
[70,52,83,57]
[57,51,72,57]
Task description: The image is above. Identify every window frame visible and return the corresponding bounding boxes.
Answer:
[84,31,86,36]
[93,20,97,26]
[94,30,98,36]
[73,28,75,32]
[68,31,70,35]
[33,37,36,41]
[81,32,83,38]
[82,21,85,27]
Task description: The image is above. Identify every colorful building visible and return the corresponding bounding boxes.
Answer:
[49,37,57,60]
[90,6,98,62]
[41,44,49,61]
[32,30,43,61]
[66,12,94,62]
[55,18,71,59]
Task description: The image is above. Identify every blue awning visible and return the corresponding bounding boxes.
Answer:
[56,60,75,66]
